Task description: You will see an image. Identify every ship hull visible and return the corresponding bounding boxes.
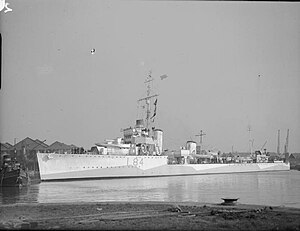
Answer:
[37,153,290,181]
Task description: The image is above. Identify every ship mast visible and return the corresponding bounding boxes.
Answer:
[137,71,159,129]
[196,130,206,155]
[247,125,254,156]
[277,129,280,155]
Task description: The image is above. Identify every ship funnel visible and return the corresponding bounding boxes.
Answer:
[186,141,197,155]
[136,119,144,128]
[154,129,163,154]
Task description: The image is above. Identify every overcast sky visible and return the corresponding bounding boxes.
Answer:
[1,1,299,153]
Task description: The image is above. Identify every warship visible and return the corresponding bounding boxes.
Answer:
[36,72,290,181]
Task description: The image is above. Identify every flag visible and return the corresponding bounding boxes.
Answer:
[160,74,168,80]
[150,99,158,121]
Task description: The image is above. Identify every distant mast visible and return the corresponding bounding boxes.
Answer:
[284,129,289,155]
[284,129,290,163]
[277,129,281,155]
[137,71,159,129]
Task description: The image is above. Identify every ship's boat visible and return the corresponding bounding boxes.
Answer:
[0,154,30,187]
[36,72,290,181]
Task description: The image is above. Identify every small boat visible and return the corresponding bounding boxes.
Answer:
[221,198,239,205]
[0,154,30,187]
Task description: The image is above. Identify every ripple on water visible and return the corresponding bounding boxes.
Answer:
[0,171,299,208]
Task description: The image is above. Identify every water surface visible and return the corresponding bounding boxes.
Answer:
[1,171,299,208]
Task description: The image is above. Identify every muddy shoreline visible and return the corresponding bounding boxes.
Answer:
[1,202,300,230]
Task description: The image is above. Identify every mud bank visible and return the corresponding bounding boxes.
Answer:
[1,202,300,230]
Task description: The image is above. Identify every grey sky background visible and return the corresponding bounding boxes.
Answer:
[1,1,299,153]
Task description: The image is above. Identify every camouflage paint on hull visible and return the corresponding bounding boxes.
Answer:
[37,153,290,181]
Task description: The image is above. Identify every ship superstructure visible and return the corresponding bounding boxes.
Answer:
[91,119,163,157]
[90,71,163,157]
